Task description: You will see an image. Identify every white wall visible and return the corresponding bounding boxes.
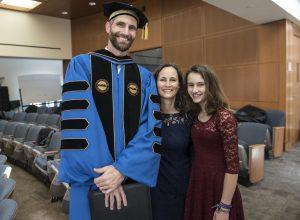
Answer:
[0,9,72,59]
[0,57,63,102]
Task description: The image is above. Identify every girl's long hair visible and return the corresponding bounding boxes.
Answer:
[185,64,229,115]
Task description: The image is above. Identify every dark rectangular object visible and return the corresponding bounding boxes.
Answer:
[0,86,10,111]
[89,183,152,220]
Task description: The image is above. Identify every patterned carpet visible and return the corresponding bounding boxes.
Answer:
[7,142,300,220]
[239,142,300,220]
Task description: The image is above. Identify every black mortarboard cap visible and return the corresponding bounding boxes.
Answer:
[103,2,148,29]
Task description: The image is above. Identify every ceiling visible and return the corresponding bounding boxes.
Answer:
[0,0,135,19]
[1,0,300,25]
[203,0,300,26]
[31,0,102,19]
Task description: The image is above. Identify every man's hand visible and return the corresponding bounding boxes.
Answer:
[104,185,127,210]
[94,165,125,193]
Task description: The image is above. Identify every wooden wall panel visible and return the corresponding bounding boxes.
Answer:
[258,63,280,102]
[285,21,300,149]
[131,19,162,52]
[161,0,202,16]
[163,39,204,69]
[204,3,253,35]
[258,22,281,63]
[162,6,204,44]
[71,13,106,55]
[215,65,259,101]
[205,28,257,66]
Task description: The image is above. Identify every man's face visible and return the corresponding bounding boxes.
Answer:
[106,15,138,52]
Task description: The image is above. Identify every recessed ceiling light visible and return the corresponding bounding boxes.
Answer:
[61,11,68,15]
[0,0,41,11]
[89,2,96,6]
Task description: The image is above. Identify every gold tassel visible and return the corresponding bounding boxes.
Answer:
[141,23,149,40]
[144,23,149,40]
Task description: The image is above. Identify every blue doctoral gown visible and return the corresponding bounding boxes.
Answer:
[59,49,162,220]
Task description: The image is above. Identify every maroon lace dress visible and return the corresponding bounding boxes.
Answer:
[184,108,244,220]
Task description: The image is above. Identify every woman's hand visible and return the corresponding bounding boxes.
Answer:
[104,185,127,210]
[213,210,229,220]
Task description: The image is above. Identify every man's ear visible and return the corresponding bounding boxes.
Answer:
[105,21,111,34]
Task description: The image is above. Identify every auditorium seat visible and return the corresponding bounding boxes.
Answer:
[45,114,60,128]
[0,154,7,165]
[33,132,60,175]
[2,124,31,157]
[0,199,18,220]
[237,122,268,186]
[11,125,44,164]
[0,165,12,178]
[37,106,48,114]
[0,122,18,151]
[265,110,285,158]
[3,111,15,121]
[24,113,38,124]
[0,120,8,133]
[12,112,26,122]
[0,178,15,200]
[35,113,50,125]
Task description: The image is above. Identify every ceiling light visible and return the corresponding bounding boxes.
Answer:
[0,0,41,11]
[61,11,68,15]
[89,2,96,6]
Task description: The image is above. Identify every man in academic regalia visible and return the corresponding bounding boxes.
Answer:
[59,2,162,220]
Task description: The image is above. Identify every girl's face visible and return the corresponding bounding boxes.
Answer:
[157,67,180,100]
[187,72,206,104]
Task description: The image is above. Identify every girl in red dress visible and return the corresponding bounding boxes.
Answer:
[184,65,244,220]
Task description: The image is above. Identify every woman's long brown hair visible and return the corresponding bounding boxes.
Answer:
[185,64,229,115]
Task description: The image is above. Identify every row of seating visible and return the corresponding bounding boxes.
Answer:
[0,120,68,214]
[0,154,18,220]
[25,105,61,114]
[2,112,60,129]
[0,111,69,214]
[236,109,285,186]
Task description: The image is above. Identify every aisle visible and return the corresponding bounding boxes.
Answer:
[9,163,67,220]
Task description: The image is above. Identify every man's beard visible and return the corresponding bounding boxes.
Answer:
[109,31,134,52]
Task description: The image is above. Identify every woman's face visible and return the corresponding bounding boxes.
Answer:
[157,66,180,100]
[187,72,206,104]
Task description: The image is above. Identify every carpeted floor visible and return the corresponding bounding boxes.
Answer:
[7,142,300,220]
[239,142,300,220]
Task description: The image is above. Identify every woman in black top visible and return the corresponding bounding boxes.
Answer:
[151,64,193,220]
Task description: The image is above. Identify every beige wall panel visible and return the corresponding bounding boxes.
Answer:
[257,23,281,63]
[163,39,204,69]
[215,65,259,101]
[258,63,280,102]
[204,4,253,35]
[205,28,257,66]
[131,19,162,52]
[162,0,203,16]
[0,9,72,59]
[162,6,204,44]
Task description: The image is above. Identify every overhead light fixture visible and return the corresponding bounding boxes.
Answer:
[89,1,96,6]
[0,0,42,11]
[61,11,68,15]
